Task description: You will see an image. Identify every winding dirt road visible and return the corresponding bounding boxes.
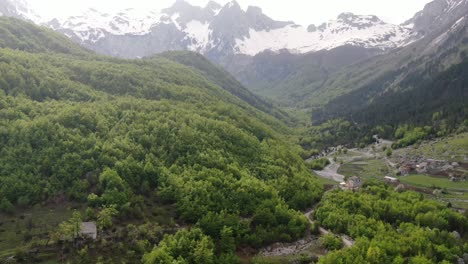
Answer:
[313,161,345,182]
[305,208,354,248]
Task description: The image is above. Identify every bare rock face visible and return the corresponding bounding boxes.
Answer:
[307,24,317,32]
[403,0,468,34]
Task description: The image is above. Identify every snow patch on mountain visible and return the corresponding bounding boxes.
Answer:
[52,8,167,41]
[171,13,182,30]
[236,14,415,55]
[184,20,212,52]
[0,0,43,22]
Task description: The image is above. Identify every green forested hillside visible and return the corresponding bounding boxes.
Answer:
[320,57,468,125]
[159,51,292,123]
[0,17,92,56]
[297,18,468,150]
[0,17,322,262]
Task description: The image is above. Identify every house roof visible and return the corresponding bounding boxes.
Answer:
[80,222,97,234]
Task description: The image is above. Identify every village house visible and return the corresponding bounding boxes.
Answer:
[80,222,97,240]
[340,176,363,191]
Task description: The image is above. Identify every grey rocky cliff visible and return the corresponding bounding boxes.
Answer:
[403,0,468,33]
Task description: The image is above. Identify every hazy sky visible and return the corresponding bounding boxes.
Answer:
[27,0,432,25]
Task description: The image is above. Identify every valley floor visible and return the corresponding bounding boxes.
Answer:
[311,133,468,210]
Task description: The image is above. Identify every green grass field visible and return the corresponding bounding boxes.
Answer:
[449,201,468,210]
[314,175,338,185]
[400,174,468,209]
[400,174,468,190]
[338,159,390,180]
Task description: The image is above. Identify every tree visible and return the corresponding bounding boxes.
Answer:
[319,234,343,251]
[69,210,83,239]
[143,228,215,264]
[0,197,14,214]
[85,207,95,221]
[97,206,118,230]
[219,226,236,253]
[56,210,82,242]
[87,193,101,207]
[386,147,393,157]
[366,246,384,264]
[98,169,131,208]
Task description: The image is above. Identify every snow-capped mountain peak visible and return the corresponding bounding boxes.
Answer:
[48,7,167,42]
[205,1,222,15]
[235,13,416,56]
[336,13,384,28]
[0,0,42,22]
[226,0,241,9]
[1,0,423,59]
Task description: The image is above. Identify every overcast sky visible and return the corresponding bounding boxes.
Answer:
[27,0,432,25]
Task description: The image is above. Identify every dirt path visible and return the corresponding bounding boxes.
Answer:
[312,139,396,183]
[305,209,354,248]
[312,147,371,183]
[260,208,319,257]
[314,159,345,182]
[259,208,354,257]
[258,237,319,257]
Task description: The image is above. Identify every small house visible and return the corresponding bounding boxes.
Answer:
[346,176,363,190]
[80,222,97,240]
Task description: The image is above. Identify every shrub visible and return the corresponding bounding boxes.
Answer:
[306,158,330,170]
[319,234,343,250]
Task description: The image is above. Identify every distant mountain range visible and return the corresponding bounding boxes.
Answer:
[1,0,421,60]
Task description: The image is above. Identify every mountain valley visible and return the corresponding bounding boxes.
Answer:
[0,0,466,263]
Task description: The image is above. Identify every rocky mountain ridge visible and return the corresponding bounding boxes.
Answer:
[0,0,421,60]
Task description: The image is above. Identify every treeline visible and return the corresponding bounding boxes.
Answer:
[315,182,468,263]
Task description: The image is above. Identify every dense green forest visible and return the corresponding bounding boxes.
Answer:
[316,182,468,263]
[0,17,323,262]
